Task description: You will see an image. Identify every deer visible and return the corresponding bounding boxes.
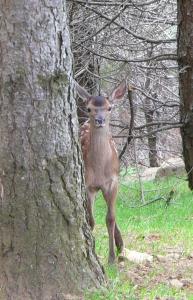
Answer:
[76,80,127,264]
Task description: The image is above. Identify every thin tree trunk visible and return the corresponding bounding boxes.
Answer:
[144,92,159,167]
[0,1,104,299]
[144,48,159,167]
[177,0,193,189]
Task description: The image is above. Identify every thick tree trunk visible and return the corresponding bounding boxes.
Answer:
[177,0,193,189]
[0,1,104,299]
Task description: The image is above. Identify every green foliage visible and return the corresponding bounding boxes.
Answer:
[85,176,193,299]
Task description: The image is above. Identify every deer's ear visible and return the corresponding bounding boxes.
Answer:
[75,81,91,102]
[110,79,127,102]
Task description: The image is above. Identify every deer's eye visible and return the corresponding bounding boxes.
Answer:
[108,106,112,111]
[87,108,91,113]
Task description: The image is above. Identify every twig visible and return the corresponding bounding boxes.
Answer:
[114,123,184,139]
[129,196,165,208]
[77,5,127,46]
[67,0,162,8]
[74,42,177,63]
[129,189,175,208]
[76,2,176,44]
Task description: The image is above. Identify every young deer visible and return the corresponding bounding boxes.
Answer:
[76,81,127,264]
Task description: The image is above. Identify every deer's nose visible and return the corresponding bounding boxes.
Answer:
[95,116,105,127]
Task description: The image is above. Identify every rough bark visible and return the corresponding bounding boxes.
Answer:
[0,1,104,299]
[177,0,193,189]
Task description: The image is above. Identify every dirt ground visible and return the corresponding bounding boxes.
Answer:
[118,234,193,299]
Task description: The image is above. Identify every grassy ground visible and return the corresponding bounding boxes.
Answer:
[85,175,193,300]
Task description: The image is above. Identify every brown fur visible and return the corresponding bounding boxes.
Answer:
[80,101,123,264]
[77,80,127,263]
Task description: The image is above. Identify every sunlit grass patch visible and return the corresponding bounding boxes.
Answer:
[85,175,193,299]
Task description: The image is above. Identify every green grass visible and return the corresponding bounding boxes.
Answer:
[85,175,193,300]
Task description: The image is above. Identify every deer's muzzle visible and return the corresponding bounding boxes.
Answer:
[95,116,105,127]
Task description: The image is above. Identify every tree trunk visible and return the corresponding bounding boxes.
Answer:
[144,107,159,168]
[0,1,104,299]
[177,0,193,189]
[144,48,159,167]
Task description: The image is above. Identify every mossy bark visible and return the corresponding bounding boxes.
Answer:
[0,1,104,299]
[177,0,193,189]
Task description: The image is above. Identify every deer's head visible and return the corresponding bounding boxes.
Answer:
[76,80,127,128]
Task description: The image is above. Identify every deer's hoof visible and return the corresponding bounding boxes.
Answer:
[116,242,124,254]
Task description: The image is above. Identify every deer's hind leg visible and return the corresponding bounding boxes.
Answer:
[102,181,124,263]
[115,223,124,253]
[102,183,117,264]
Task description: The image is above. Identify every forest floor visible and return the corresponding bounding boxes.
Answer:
[85,174,193,300]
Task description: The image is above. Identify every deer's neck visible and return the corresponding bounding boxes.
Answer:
[89,124,111,157]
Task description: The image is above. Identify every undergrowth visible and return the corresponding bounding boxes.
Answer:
[85,175,193,300]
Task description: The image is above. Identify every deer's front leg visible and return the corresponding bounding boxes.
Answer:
[102,183,118,264]
[86,188,96,230]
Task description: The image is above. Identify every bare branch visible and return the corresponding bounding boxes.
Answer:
[114,123,184,139]
[74,42,177,62]
[78,3,176,45]
[78,5,127,45]
[67,0,165,8]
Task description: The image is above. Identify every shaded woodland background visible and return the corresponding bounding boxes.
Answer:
[0,0,193,299]
[68,0,181,171]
